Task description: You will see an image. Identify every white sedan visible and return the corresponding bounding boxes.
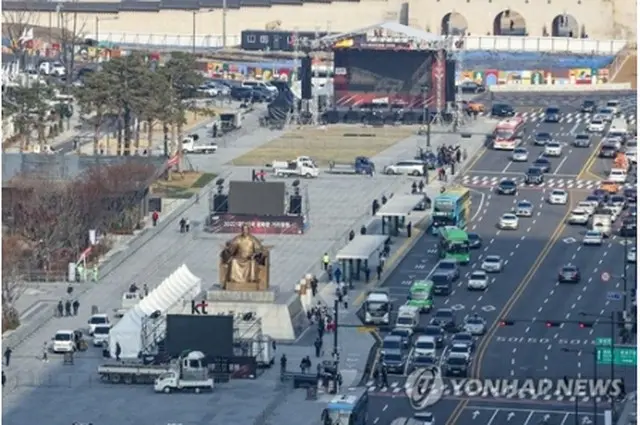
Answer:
[588,118,606,132]
[583,230,604,246]
[498,213,519,230]
[544,141,563,157]
[568,209,590,225]
[628,247,637,263]
[512,148,529,162]
[467,270,489,290]
[548,189,568,205]
[481,255,504,272]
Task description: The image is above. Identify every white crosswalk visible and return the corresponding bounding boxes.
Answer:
[516,111,637,125]
[365,380,613,403]
[460,175,637,190]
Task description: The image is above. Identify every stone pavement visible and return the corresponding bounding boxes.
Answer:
[2,118,492,425]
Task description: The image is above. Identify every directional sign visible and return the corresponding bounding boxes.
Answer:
[507,412,515,421]
[601,272,611,282]
[582,416,592,425]
[596,345,637,366]
[543,414,551,421]
[451,304,466,311]
[472,411,480,420]
[481,305,496,312]
[619,239,634,245]
[607,291,622,301]
[596,337,613,346]
[563,237,577,244]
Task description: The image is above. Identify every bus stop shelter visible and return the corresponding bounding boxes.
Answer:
[376,194,427,236]
[335,234,389,283]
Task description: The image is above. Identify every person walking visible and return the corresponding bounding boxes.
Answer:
[4,347,12,367]
[152,211,159,226]
[91,265,99,282]
[42,342,48,363]
[322,253,330,271]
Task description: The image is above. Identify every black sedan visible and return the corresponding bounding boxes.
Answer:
[423,325,445,348]
[532,157,551,173]
[534,132,553,146]
[581,100,597,113]
[599,143,618,158]
[410,354,437,372]
[496,179,518,195]
[491,103,516,117]
[624,188,637,205]
[558,264,581,283]
[467,233,482,249]
[544,107,561,123]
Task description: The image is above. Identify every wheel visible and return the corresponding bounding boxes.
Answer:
[195,387,201,394]
[385,169,395,175]
[110,374,122,384]
[411,170,421,176]
[124,375,133,385]
[163,386,171,394]
[304,173,311,178]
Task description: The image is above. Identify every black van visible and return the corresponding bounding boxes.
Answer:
[431,272,454,295]
[491,103,515,117]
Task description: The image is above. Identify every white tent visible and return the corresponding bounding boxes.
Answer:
[109,264,202,359]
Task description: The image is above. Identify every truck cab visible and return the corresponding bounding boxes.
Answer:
[181,134,218,154]
[354,156,375,174]
[115,291,143,317]
[52,329,76,353]
[153,351,213,393]
[591,212,613,237]
[395,305,420,330]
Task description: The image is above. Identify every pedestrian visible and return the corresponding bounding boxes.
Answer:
[4,347,12,366]
[57,300,64,317]
[77,263,85,282]
[185,218,191,232]
[72,299,80,316]
[2,371,5,386]
[91,265,98,282]
[179,218,186,233]
[407,221,412,238]
[280,354,287,374]
[360,224,367,235]
[376,264,383,281]
[343,293,349,310]
[310,277,318,297]
[66,285,73,295]
[152,211,159,227]
[348,230,355,241]
[450,162,455,176]
[314,337,323,357]
[411,181,418,194]
[115,342,122,361]
[418,180,425,192]
[64,300,72,317]
[322,253,330,271]
[300,359,306,373]
[334,267,342,284]
[456,148,461,163]
[372,199,379,216]
[42,342,48,363]
[129,282,139,293]
[381,195,387,205]
[364,267,371,283]
[143,283,149,297]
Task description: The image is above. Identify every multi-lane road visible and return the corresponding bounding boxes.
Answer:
[366,91,637,425]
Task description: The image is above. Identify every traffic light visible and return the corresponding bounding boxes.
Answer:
[578,321,594,328]
[499,320,515,326]
[546,321,562,327]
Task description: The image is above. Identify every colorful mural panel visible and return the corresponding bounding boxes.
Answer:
[459,66,611,86]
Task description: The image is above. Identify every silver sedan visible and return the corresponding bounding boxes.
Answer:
[515,201,534,217]
[512,148,529,162]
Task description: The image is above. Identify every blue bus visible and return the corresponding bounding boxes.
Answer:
[322,387,368,425]
[431,186,472,234]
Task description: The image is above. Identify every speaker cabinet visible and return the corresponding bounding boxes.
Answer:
[300,55,312,100]
[289,195,302,215]
[213,194,229,213]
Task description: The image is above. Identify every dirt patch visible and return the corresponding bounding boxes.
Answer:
[231,125,417,166]
[152,171,216,199]
[611,52,637,89]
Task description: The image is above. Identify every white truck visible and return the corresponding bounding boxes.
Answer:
[153,351,214,393]
[113,291,143,318]
[274,160,319,178]
[395,305,420,331]
[271,156,316,170]
[98,350,211,387]
[181,134,218,154]
[591,213,613,237]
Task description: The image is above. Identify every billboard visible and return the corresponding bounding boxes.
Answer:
[165,314,234,360]
[228,181,285,216]
[208,214,305,235]
[333,48,440,108]
[240,30,332,52]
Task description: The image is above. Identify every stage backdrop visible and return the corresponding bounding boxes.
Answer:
[165,314,234,360]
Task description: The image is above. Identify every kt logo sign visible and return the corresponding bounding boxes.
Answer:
[191,299,209,315]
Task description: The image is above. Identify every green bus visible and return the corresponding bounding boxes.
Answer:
[407,280,434,312]
[431,186,472,234]
[438,226,471,264]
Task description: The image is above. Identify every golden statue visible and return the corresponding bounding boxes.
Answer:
[219,224,270,291]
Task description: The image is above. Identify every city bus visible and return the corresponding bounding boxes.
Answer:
[438,226,471,264]
[431,186,472,233]
[407,280,434,312]
[493,116,525,150]
[322,387,368,425]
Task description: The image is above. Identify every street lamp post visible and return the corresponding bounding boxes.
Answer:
[191,9,215,54]
[562,347,598,425]
[95,16,119,43]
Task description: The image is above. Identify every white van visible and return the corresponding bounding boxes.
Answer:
[396,305,420,330]
[608,118,628,139]
[608,168,628,183]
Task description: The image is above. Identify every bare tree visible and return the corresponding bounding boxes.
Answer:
[57,5,88,91]
[2,235,30,331]
[2,10,36,61]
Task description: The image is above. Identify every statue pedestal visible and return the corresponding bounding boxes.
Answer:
[208,289,276,303]
[226,281,269,292]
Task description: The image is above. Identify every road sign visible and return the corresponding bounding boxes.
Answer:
[601,272,611,282]
[607,291,623,301]
[596,337,613,346]
[596,345,637,366]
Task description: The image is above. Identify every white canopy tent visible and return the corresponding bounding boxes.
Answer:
[376,195,426,217]
[336,235,389,261]
[109,264,202,359]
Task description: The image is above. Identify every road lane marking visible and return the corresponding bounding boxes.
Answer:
[553,157,568,175]
[502,161,513,173]
[446,193,575,425]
